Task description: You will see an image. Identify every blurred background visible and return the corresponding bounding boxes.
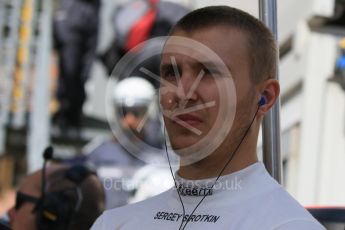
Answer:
[0,0,344,227]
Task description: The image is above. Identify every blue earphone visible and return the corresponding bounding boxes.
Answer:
[259,96,267,106]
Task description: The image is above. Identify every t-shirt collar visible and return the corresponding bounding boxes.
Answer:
[173,162,263,197]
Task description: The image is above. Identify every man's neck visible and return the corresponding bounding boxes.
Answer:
[177,134,259,180]
[178,153,258,180]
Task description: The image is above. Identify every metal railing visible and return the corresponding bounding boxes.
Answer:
[259,0,282,183]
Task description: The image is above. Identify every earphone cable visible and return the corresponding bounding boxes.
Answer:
[164,128,186,230]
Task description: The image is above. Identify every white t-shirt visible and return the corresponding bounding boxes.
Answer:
[91,162,325,230]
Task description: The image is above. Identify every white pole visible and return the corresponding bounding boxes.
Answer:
[27,0,52,172]
[0,0,22,155]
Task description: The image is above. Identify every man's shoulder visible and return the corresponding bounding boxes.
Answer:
[236,167,322,229]
[249,186,323,228]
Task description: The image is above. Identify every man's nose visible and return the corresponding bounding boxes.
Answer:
[176,72,198,102]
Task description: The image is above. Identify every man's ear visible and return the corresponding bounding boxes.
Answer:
[258,79,280,115]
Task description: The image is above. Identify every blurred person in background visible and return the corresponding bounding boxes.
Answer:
[100,0,189,87]
[52,0,101,130]
[7,164,104,230]
[83,77,166,209]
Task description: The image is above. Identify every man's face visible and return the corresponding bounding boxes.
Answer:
[8,172,40,230]
[159,26,255,157]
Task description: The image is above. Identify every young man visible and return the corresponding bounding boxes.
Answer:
[8,164,105,230]
[91,6,325,230]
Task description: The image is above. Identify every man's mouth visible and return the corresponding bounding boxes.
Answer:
[174,114,203,126]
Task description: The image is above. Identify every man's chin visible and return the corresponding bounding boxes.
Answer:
[170,140,206,163]
[170,139,199,152]
[168,135,222,166]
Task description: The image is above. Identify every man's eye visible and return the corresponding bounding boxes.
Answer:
[161,71,176,81]
[203,68,220,76]
[203,68,211,75]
